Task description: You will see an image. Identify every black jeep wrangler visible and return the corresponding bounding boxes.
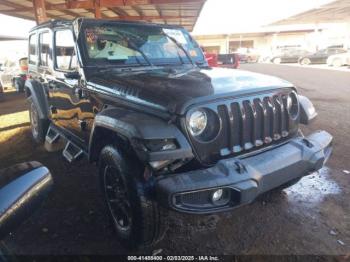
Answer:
[26,18,333,247]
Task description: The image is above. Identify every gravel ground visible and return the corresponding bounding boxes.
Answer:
[0,64,349,257]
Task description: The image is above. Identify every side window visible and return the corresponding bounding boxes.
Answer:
[39,32,51,67]
[55,30,77,71]
[29,33,37,65]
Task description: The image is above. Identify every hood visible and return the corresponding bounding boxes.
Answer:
[87,67,293,114]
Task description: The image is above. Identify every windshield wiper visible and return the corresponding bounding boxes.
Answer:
[114,31,155,67]
[127,40,155,67]
[163,33,197,68]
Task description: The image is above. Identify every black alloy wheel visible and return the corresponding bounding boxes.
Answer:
[103,164,132,233]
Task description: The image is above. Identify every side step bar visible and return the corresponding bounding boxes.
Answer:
[45,126,65,152]
[45,125,85,162]
[45,126,60,144]
[63,141,84,163]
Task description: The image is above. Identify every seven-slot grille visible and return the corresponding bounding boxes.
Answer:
[186,89,299,165]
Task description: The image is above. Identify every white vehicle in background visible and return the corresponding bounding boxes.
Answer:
[327,51,350,67]
[0,59,16,88]
[0,57,28,92]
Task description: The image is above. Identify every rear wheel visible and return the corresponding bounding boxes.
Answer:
[300,58,311,65]
[99,145,166,248]
[29,99,48,143]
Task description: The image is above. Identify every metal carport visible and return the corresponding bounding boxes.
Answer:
[0,0,206,31]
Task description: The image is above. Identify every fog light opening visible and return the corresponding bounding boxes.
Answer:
[212,189,223,202]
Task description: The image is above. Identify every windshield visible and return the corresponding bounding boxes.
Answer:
[81,23,205,67]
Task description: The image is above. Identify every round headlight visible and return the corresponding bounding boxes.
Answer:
[188,109,207,136]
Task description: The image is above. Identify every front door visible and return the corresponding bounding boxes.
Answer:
[50,29,93,147]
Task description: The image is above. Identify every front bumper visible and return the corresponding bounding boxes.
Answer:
[155,130,333,214]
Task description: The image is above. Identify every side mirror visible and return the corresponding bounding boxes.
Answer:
[0,162,53,239]
[64,71,80,80]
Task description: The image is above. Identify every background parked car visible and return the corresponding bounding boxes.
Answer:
[0,59,16,89]
[235,48,260,63]
[12,57,28,92]
[217,53,239,68]
[271,49,311,64]
[204,52,218,67]
[205,53,239,68]
[327,51,350,67]
[298,48,347,65]
[0,57,28,92]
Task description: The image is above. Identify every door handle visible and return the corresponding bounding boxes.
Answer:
[74,87,87,99]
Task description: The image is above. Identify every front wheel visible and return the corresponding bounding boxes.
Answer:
[99,145,166,248]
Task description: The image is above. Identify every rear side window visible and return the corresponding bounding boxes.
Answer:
[29,33,37,65]
[39,32,51,67]
[55,30,77,71]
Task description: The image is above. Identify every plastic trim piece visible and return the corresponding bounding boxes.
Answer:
[156,130,332,214]
[299,95,318,125]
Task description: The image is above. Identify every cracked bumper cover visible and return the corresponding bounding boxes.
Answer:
[155,130,333,214]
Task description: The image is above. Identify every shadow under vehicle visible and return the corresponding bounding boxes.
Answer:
[25,18,332,248]
[0,162,53,261]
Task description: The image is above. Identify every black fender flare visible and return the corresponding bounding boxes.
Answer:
[89,107,193,162]
[298,95,317,125]
[25,79,49,120]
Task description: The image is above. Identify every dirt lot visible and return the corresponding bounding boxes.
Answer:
[0,64,349,257]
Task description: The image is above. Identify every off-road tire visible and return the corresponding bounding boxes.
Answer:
[99,145,167,248]
[28,98,48,143]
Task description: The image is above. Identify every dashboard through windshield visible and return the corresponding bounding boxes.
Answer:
[81,23,205,67]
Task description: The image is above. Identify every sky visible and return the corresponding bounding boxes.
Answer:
[0,14,35,37]
[193,0,335,34]
[0,15,35,60]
